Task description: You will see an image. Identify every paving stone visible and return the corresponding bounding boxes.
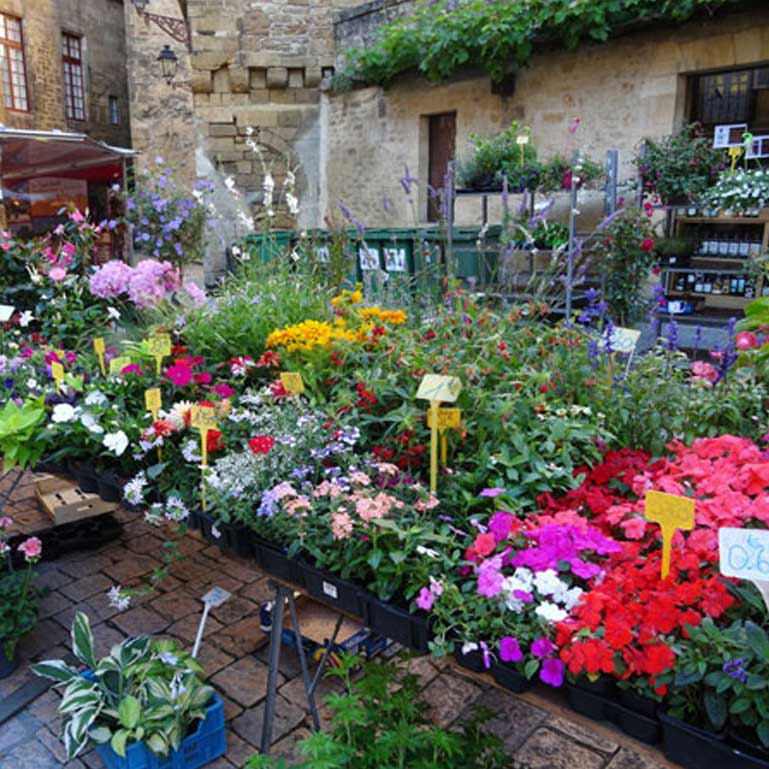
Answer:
[171,557,219,581]
[63,758,87,769]
[231,694,306,747]
[0,711,40,756]
[151,591,202,621]
[167,613,223,644]
[175,534,208,555]
[202,757,237,769]
[461,688,548,753]
[270,726,312,765]
[60,574,114,602]
[156,574,184,593]
[34,567,73,591]
[221,731,256,767]
[111,606,168,637]
[90,622,127,659]
[549,713,621,754]
[254,645,304,679]
[0,734,61,768]
[422,672,484,727]
[38,590,74,620]
[515,727,607,769]
[209,616,267,657]
[57,555,113,580]
[400,654,441,687]
[279,669,340,712]
[18,619,69,658]
[124,533,166,555]
[186,574,246,596]
[28,690,62,733]
[36,726,68,763]
[195,641,235,675]
[218,692,245,722]
[211,655,275,707]
[53,590,124,629]
[211,596,258,626]
[606,747,670,769]
[214,557,261,584]
[102,554,161,582]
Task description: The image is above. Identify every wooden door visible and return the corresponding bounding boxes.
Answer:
[427,112,456,222]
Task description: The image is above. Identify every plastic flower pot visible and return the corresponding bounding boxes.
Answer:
[34,455,67,475]
[71,461,98,494]
[252,535,303,586]
[218,521,254,559]
[93,692,226,769]
[573,675,616,697]
[491,660,535,694]
[728,730,769,764]
[97,469,122,503]
[454,648,486,674]
[658,710,761,769]
[565,682,608,722]
[0,641,18,679]
[614,705,660,745]
[618,688,658,718]
[298,560,365,618]
[364,597,431,653]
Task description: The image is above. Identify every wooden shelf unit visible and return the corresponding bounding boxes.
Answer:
[663,211,769,313]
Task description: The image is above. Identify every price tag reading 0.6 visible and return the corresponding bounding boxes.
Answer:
[719,528,769,582]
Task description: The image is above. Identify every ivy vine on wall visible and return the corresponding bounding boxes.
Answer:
[339,0,745,87]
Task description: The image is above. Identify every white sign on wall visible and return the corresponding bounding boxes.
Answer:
[713,123,748,149]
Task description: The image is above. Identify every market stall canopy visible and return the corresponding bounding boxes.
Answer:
[0,126,136,184]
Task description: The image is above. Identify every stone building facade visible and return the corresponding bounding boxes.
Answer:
[322,3,769,227]
[0,0,130,145]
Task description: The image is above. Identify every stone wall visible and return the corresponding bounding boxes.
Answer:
[323,7,769,227]
[186,0,364,231]
[334,0,415,59]
[0,0,128,145]
[124,0,196,183]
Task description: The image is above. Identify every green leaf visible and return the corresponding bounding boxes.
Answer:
[146,733,168,755]
[746,621,769,659]
[30,659,80,684]
[71,612,96,669]
[89,725,112,744]
[704,690,728,730]
[111,729,129,758]
[118,695,141,730]
[758,720,769,749]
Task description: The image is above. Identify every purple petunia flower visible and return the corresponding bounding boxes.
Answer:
[540,658,565,687]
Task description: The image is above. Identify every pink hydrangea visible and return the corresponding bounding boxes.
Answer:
[127,259,180,308]
[183,281,206,307]
[89,260,134,299]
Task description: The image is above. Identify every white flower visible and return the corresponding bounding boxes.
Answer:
[560,586,584,611]
[107,307,121,321]
[534,601,568,624]
[107,585,131,612]
[123,471,147,505]
[27,265,42,284]
[52,403,78,423]
[181,438,202,463]
[80,412,104,434]
[159,652,179,666]
[416,545,439,559]
[164,496,190,522]
[26,378,39,390]
[18,310,34,327]
[533,569,566,596]
[286,192,299,216]
[103,430,128,456]
[85,390,107,406]
[461,641,479,655]
[168,400,194,429]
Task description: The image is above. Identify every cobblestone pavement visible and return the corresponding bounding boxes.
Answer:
[0,474,677,769]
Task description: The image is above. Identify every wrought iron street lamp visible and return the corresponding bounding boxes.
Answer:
[128,0,191,51]
[157,44,178,85]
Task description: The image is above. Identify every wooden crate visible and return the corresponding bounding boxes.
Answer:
[35,476,117,525]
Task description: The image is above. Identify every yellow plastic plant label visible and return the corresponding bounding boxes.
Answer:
[144,388,162,419]
[109,356,131,374]
[416,375,462,403]
[426,407,462,430]
[190,405,217,432]
[280,372,305,395]
[645,490,695,579]
[147,333,172,357]
[93,337,106,376]
[51,362,64,392]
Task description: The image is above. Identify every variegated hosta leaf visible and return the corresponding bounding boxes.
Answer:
[192,685,215,709]
[110,728,130,758]
[59,680,100,715]
[118,695,141,730]
[71,612,96,669]
[146,733,168,755]
[89,725,112,744]
[118,636,151,668]
[30,659,80,684]
[147,678,173,701]
[62,703,100,759]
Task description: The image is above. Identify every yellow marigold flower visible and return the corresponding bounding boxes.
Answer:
[358,306,408,325]
[266,319,359,352]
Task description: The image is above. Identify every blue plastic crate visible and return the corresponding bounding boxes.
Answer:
[93,694,226,769]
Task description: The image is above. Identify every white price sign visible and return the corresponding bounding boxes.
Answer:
[719,528,769,582]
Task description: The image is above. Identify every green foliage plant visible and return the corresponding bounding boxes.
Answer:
[32,612,215,760]
[0,396,46,473]
[245,653,511,769]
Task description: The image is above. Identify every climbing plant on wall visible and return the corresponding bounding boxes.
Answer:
[340,0,745,86]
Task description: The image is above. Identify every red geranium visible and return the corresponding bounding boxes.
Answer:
[248,435,275,455]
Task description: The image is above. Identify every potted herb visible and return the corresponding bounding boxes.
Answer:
[538,154,604,193]
[32,612,225,765]
[0,521,42,677]
[636,124,725,205]
[701,168,769,217]
[245,652,512,769]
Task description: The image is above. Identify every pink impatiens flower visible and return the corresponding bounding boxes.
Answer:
[415,587,435,611]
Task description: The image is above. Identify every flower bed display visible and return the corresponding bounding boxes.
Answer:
[4,190,769,763]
